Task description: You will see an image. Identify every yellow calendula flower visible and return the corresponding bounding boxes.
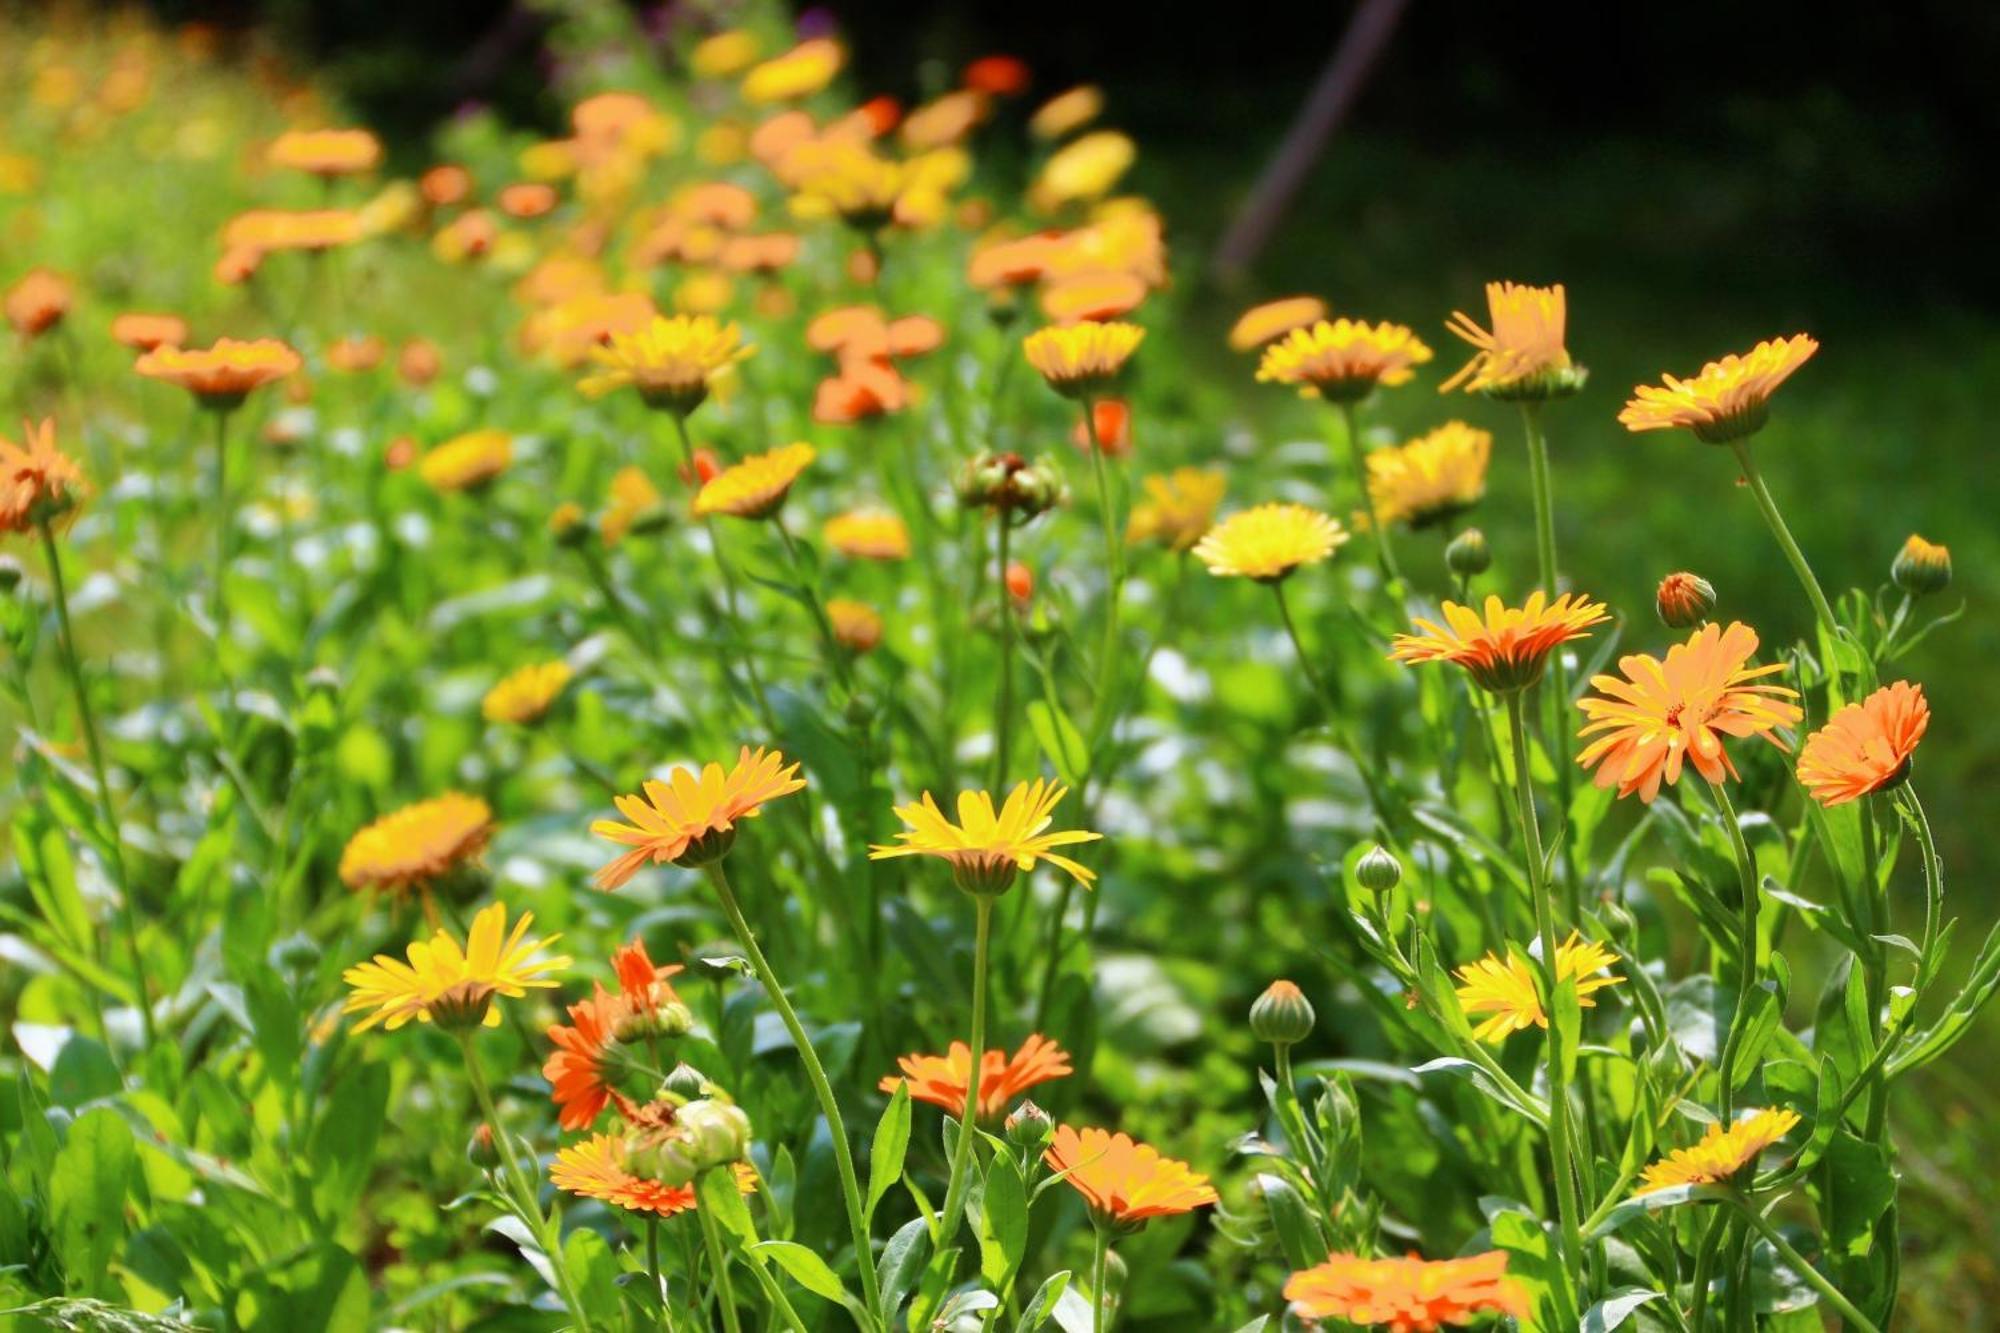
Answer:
[1193,503,1347,582]
[824,509,910,560]
[1637,1108,1803,1194]
[592,747,806,884]
[1454,933,1624,1043]
[789,140,906,230]
[339,793,494,898]
[419,429,512,493]
[342,901,568,1033]
[1029,85,1104,140]
[869,779,1102,895]
[1441,281,1583,400]
[742,37,845,103]
[268,127,383,177]
[483,661,573,725]
[693,443,815,520]
[1228,296,1328,352]
[602,465,669,545]
[1022,320,1144,398]
[1618,335,1818,444]
[578,314,753,414]
[1389,593,1610,695]
[691,30,761,80]
[1256,318,1433,401]
[827,598,883,653]
[1031,131,1135,210]
[1127,468,1226,551]
[1367,421,1491,529]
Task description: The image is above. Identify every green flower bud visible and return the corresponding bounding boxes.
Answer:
[1655,572,1715,628]
[1892,535,1951,597]
[467,1122,502,1171]
[1354,844,1403,893]
[1249,979,1316,1047]
[1004,1099,1054,1151]
[1444,528,1490,579]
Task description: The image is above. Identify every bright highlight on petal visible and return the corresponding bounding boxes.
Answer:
[1454,933,1624,1044]
[1043,1125,1218,1227]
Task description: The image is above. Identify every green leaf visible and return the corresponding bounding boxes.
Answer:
[49,1035,121,1110]
[1581,1288,1663,1332]
[876,1215,930,1321]
[1822,1131,1896,1257]
[308,1061,388,1220]
[234,1242,370,1332]
[751,1240,853,1303]
[1727,982,1783,1092]
[868,1081,911,1220]
[978,1154,1029,1286]
[1011,1271,1072,1333]
[696,1166,759,1249]
[563,1225,623,1321]
[50,1108,135,1299]
[1026,699,1089,786]
[1255,1172,1326,1272]
[15,812,92,954]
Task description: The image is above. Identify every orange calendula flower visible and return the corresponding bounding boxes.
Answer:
[267,127,383,176]
[1029,85,1104,141]
[1127,468,1225,551]
[824,509,910,561]
[224,208,365,254]
[1576,621,1802,803]
[1041,270,1148,325]
[1193,503,1347,582]
[1454,933,1624,1044]
[1637,1108,1803,1195]
[1228,296,1328,352]
[869,779,1101,895]
[881,1034,1072,1121]
[339,793,495,898]
[483,660,573,725]
[1022,320,1144,398]
[420,163,474,206]
[1796,681,1929,807]
[110,312,188,353]
[1043,1125,1218,1228]
[579,313,752,413]
[1257,318,1433,401]
[591,748,806,886]
[398,338,443,387]
[0,419,87,534]
[342,901,567,1033]
[1390,593,1610,695]
[827,598,884,653]
[544,987,629,1130]
[964,54,1032,97]
[1618,334,1818,444]
[814,360,909,423]
[1367,422,1491,529]
[552,1136,757,1215]
[1283,1251,1530,1332]
[692,443,815,520]
[135,338,301,407]
[419,429,512,494]
[1071,398,1131,457]
[1440,281,1582,400]
[499,182,559,219]
[326,335,385,373]
[5,270,72,339]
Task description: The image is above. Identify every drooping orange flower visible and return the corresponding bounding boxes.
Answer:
[267,127,383,176]
[1227,296,1327,352]
[135,338,301,406]
[1257,318,1433,401]
[881,1035,1072,1121]
[5,270,72,339]
[0,419,87,534]
[1440,281,1580,399]
[1637,1108,1802,1195]
[1043,1125,1218,1227]
[1283,1251,1530,1332]
[591,748,806,886]
[338,793,494,898]
[110,311,189,353]
[1576,621,1802,803]
[692,442,815,520]
[1389,593,1610,695]
[1618,335,1818,443]
[1796,680,1929,807]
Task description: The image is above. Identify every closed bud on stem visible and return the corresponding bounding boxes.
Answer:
[467,1122,502,1171]
[1354,844,1403,893]
[1004,1099,1054,1151]
[1249,979,1316,1047]
[1892,534,1951,597]
[1444,528,1490,579]
[662,1062,709,1102]
[616,997,694,1043]
[1655,571,1715,628]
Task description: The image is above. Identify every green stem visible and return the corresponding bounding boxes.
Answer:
[1898,786,1943,984]
[212,407,233,634]
[1504,692,1585,1295]
[1337,401,1399,583]
[937,894,995,1253]
[700,862,881,1317]
[646,1215,662,1308]
[1084,399,1126,712]
[1520,405,1559,599]
[773,512,851,694]
[1729,1196,1882,1333]
[992,517,1017,789]
[1708,781,1759,1116]
[1728,442,1840,641]
[1520,405,1581,918]
[1688,1207,1730,1332]
[669,412,780,732]
[1274,580,1389,824]
[1090,1226,1112,1333]
[39,518,154,1045]
[1857,797,1890,1141]
[696,1191,745,1333]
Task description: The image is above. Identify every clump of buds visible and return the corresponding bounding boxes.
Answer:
[1655,571,1715,628]
[631,1096,754,1188]
[955,449,1065,519]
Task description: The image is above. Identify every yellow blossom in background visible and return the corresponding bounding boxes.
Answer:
[742,38,844,104]
[1022,320,1143,397]
[1031,131,1135,210]
[827,598,883,653]
[1454,933,1624,1043]
[110,311,189,352]
[1127,468,1225,551]
[1441,281,1582,399]
[338,793,494,898]
[824,508,910,560]
[578,313,752,413]
[1390,593,1610,694]
[789,140,906,229]
[1193,503,1346,582]
[1030,85,1104,140]
[267,126,382,176]
[692,442,815,520]
[1367,421,1491,529]
[591,747,806,885]
[419,429,512,493]
[869,779,1102,894]
[1228,296,1327,352]
[1637,1108,1802,1194]
[224,207,363,253]
[483,661,573,725]
[1040,269,1148,324]
[1618,334,1819,443]
[342,901,567,1033]
[691,30,761,80]
[601,465,667,545]
[902,90,989,151]
[1257,318,1433,401]
[135,338,301,406]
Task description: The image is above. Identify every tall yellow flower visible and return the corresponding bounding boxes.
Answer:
[1192,503,1346,582]
[483,661,573,725]
[1228,296,1327,353]
[1637,1108,1802,1194]
[1367,421,1491,529]
[692,443,815,520]
[1618,335,1818,443]
[342,901,568,1033]
[1022,321,1144,398]
[578,314,753,414]
[1127,468,1225,551]
[1390,593,1609,695]
[339,793,494,898]
[1256,318,1432,401]
[591,748,806,886]
[1454,933,1624,1043]
[1440,281,1582,399]
[824,508,910,560]
[419,429,512,494]
[869,779,1101,895]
